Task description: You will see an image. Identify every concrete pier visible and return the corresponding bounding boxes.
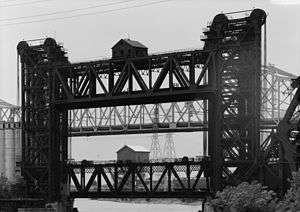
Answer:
[46,200,74,212]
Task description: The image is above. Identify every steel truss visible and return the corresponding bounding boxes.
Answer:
[0,99,20,126]
[261,78,300,192]
[261,65,297,128]
[1,64,294,132]
[69,65,296,136]
[203,10,267,191]
[18,9,268,201]
[1,66,294,134]
[0,65,294,133]
[17,38,69,200]
[69,101,207,136]
[68,159,210,198]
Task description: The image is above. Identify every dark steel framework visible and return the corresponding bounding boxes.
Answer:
[2,65,296,135]
[202,9,267,191]
[68,159,210,198]
[261,78,300,192]
[17,9,267,201]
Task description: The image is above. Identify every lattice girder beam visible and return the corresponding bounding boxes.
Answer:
[69,101,207,136]
[68,159,210,199]
[4,65,294,134]
[51,49,211,109]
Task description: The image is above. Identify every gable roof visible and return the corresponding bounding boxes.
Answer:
[112,39,148,49]
[117,145,150,153]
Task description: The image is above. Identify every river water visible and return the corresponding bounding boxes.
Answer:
[74,199,202,212]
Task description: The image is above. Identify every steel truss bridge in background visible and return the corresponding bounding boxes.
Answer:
[261,65,297,128]
[0,99,20,129]
[16,8,300,207]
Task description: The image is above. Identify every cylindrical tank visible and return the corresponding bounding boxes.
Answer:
[5,128,15,182]
[0,127,5,176]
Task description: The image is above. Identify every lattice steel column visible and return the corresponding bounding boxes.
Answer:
[150,133,162,160]
[163,133,176,159]
[204,9,267,192]
[17,38,69,201]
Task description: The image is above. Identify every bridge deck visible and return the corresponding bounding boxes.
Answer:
[70,191,210,199]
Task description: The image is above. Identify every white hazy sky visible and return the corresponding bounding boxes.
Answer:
[0,0,299,160]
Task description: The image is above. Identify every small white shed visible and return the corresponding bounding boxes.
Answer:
[117,145,150,163]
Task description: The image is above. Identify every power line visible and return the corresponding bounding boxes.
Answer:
[0,0,29,2]
[0,0,54,7]
[0,0,140,21]
[0,0,175,27]
[0,0,35,2]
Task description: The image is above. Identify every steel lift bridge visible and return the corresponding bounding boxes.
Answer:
[16,8,300,206]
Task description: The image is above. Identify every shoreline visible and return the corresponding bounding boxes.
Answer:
[92,198,202,206]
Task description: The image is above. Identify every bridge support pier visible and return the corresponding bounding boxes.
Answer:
[46,199,74,212]
[45,182,74,212]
